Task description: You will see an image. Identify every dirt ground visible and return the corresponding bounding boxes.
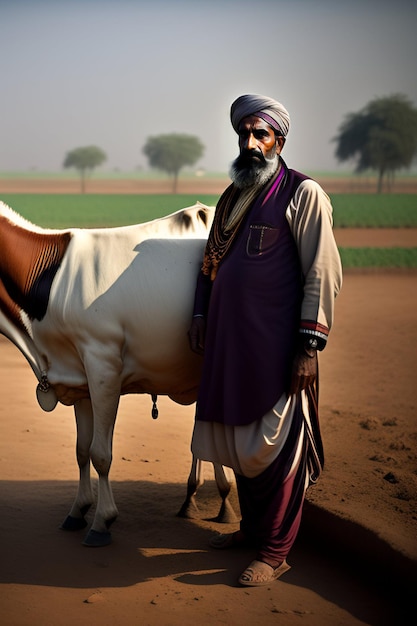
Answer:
[0,181,416,625]
[0,174,416,195]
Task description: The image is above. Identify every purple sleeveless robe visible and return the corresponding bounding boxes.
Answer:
[195,166,308,427]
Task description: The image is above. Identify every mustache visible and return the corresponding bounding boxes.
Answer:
[236,149,266,164]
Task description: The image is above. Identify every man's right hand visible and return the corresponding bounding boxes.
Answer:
[188,316,206,355]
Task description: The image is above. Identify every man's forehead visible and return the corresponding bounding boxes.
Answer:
[238,115,273,131]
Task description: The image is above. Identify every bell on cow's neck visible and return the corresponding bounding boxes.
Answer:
[36,376,58,412]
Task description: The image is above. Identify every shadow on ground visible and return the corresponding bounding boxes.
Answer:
[0,478,414,624]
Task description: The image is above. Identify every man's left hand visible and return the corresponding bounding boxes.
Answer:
[289,344,317,394]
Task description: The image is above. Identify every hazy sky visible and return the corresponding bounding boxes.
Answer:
[1,0,416,174]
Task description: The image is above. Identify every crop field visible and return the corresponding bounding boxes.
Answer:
[1,192,417,268]
[2,192,417,228]
[0,193,219,228]
[331,194,417,227]
[339,247,417,268]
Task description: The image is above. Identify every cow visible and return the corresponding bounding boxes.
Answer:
[0,200,237,547]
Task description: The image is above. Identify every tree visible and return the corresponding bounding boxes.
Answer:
[333,94,417,193]
[143,133,204,193]
[63,145,107,193]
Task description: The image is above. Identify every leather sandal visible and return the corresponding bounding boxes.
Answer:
[238,559,291,587]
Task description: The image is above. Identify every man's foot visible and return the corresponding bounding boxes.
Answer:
[209,530,248,550]
[238,559,291,587]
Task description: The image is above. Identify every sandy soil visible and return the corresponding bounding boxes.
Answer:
[0,175,416,195]
[0,182,416,624]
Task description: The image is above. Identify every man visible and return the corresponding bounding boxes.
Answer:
[188,94,342,587]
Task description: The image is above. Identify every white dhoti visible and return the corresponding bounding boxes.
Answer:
[191,391,311,479]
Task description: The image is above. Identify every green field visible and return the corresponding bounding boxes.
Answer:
[339,247,417,268]
[331,194,417,227]
[1,193,417,268]
[2,192,417,228]
[0,194,219,228]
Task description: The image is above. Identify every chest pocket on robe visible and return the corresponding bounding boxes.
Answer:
[246,224,280,257]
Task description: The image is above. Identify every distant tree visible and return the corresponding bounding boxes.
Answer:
[63,145,107,193]
[143,133,204,193]
[333,94,417,193]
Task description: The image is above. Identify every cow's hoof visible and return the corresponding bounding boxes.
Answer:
[177,501,200,519]
[60,515,88,531]
[82,529,112,547]
[213,500,239,524]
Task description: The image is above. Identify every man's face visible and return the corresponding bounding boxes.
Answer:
[229,115,285,189]
[237,115,284,161]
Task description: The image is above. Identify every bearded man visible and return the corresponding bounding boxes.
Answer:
[188,94,342,586]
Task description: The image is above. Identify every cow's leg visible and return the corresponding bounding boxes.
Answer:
[82,367,121,547]
[177,455,204,518]
[212,463,239,523]
[61,398,95,531]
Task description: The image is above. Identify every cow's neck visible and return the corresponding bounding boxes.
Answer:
[0,216,72,320]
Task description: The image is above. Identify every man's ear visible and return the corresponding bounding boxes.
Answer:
[276,136,285,154]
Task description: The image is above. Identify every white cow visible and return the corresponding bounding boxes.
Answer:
[0,201,236,546]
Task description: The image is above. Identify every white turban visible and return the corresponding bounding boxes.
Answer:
[230,94,290,137]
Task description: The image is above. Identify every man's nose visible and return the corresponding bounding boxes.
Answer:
[244,132,257,150]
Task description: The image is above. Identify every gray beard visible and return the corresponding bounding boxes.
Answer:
[229,153,280,189]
